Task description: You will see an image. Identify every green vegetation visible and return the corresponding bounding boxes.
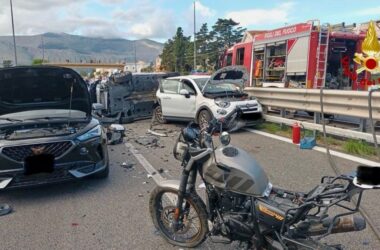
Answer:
[256,122,378,159]
[343,140,376,156]
[32,58,48,65]
[2,60,12,67]
[160,18,246,74]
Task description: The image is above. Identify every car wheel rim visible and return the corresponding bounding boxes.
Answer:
[155,107,164,123]
[199,112,209,131]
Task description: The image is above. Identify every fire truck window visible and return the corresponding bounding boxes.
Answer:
[226,53,233,66]
[236,48,245,65]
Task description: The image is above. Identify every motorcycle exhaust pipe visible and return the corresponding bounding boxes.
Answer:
[308,215,366,236]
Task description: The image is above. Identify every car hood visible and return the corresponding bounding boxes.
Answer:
[0,66,91,116]
[208,66,248,90]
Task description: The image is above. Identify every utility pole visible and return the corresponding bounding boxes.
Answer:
[193,0,196,71]
[134,40,137,72]
[41,35,45,62]
[10,0,17,66]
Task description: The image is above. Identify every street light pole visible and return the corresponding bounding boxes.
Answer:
[10,0,17,66]
[193,0,196,71]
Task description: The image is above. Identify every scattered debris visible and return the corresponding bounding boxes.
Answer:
[121,161,135,169]
[135,136,159,147]
[147,129,168,137]
[0,203,12,216]
[106,124,126,145]
[362,240,370,246]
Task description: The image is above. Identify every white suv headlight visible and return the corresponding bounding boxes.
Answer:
[215,100,230,108]
[77,125,102,142]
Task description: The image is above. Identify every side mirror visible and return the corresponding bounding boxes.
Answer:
[92,103,104,111]
[179,89,190,98]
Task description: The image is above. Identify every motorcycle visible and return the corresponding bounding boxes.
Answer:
[149,109,380,249]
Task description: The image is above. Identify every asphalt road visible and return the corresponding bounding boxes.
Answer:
[0,119,379,250]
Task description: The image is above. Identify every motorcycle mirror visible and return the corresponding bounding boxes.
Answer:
[220,131,231,146]
[353,166,380,189]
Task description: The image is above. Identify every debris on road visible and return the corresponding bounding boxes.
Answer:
[0,203,12,216]
[135,136,159,147]
[147,129,167,137]
[121,161,135,169]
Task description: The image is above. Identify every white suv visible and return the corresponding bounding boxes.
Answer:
[154,66,263,130]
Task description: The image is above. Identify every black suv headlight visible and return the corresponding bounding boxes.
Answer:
[77,125,102,142]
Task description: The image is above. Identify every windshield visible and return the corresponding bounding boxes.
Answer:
[202,82,242,94]
[193,78,210,89]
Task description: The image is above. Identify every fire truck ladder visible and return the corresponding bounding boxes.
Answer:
[313,24,330,88]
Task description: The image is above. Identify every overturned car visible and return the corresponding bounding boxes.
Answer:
[0,66,109,189]
[93,71,179,123]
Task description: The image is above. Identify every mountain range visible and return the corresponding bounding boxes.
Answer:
[0,33,163,65]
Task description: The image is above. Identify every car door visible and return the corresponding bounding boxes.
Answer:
[159,78,181,117]
[178,79,197,118]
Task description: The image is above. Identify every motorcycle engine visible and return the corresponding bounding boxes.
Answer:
[212,190,255,241]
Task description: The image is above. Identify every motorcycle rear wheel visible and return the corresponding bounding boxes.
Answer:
[149,186,208,248]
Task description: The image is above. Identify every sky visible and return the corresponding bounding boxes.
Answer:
[0,0,379,42]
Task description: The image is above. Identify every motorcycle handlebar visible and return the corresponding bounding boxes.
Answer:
[206,107,240,134]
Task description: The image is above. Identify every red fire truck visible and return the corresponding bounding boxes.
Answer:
[221,20,380,90]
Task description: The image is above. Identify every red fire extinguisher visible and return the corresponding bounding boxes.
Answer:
[292,123,301,144]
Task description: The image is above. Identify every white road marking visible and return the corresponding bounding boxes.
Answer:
[245,128,379,166]
[125,143,164,183]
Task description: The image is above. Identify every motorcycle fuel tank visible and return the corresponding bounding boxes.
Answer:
[202,145,270,196]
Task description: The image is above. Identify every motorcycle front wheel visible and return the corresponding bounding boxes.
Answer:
[149,186,209,248]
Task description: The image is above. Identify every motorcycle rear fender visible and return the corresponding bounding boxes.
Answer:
[156,180,181,190]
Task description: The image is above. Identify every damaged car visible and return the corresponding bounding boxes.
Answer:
[154,66,263,130]
[0,66,109,189]
[94,71,179,124]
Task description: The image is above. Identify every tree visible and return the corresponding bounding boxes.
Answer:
[160,27,192,74]
[32,58,48,65]
[196,23,213,70]
[208,18,246,69]
[2,60,12,68]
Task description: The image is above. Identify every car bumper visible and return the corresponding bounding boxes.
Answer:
[223,111,263,131]
[0,157,109,190]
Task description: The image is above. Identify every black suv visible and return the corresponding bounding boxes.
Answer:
[0,66,109,189]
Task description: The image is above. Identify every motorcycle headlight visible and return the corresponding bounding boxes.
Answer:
[215,100,230,108]
[77,125,102,142]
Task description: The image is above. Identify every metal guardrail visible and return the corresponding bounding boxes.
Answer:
[245,87,380,120]
[263,114,380,143]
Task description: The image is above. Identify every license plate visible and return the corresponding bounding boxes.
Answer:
[24,154,55,175]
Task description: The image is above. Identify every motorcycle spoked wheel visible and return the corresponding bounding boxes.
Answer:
[149,186,209,248]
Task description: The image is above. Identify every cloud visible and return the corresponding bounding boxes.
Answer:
[355,6,380,16]
[194,1,215,19]
[226,2,294,27]
[0,0,174,39]
[112,2,176,39]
